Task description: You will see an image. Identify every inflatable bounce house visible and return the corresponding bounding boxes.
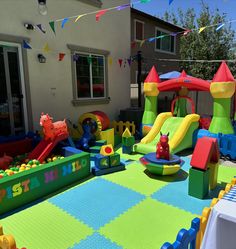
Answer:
[134,61,236,157]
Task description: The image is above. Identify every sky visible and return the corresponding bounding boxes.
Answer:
[131,0,236,31]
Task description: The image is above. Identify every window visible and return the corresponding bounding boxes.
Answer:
[155,28,175,54]
[68,45,110,105]
[134,20,144,41]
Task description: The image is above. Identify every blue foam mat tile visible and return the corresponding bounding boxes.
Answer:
[68,233,122,249]
[151,176,212,215]
[49,178,145,230]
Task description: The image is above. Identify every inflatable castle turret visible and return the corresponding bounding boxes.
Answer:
[209,61,235,134]
[142,66,160,136]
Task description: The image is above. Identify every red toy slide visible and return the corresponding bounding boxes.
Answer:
[28,133,68,163]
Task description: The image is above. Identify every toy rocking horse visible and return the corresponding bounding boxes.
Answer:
[40,113,68,141]
[156,132,170,161]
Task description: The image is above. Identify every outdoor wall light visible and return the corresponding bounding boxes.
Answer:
[38,54,46,63]
[24,23,35,30]
[38,0,47,16]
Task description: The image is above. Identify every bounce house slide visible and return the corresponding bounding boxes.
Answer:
[134,113,200,154]
[28,134,68,163]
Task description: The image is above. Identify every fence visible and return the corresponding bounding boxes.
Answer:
[111,121,136,136]
[161,177,236,249]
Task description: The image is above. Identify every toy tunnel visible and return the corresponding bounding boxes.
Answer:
[78,111,110,137]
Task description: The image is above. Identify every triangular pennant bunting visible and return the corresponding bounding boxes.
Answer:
[43,43,50,53]
[183,30,191,36]
[49,21,56,35]
[148,37,156,42]
[96,9,108,22]
[140,0,151,3]
[127,58,131,66]
[73,54,79,61]
[75,14,84,23]
[118,59,123,67]
[59,53,66,61]
[61,18,69,28]
[36,24,46,34]
[108,57,113,66]
[140,40,145,47]
[23,40,32,49]
[216,23,225,31]
[116,4,130,11]
[131,41,136,48]
[87,56,92,64]
[199,27,206,33]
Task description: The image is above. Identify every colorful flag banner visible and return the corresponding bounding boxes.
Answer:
[140,40,145,47]
[140,0,151,3]
[23,40,32,49]
[116,4,130,11]
[118,59,123,67]
[49,21,56,35]
[148,37,156,42]
[157,35,165,39]
[216,23,225,31]
[108,57,113,66]
[61,18,69,28]
[59,53,66,61]
[43,43,50,53]
[170,32,177,36]
[75,14,85,23]
[36,24,46,34]
[169,0,174,4]
[131,41,136,48]
[96,9,108,22]
[87,56,92,64]
[127,58,132,66]
[183,30,191,36]
[199,27,206,33]
[73,54,79,61]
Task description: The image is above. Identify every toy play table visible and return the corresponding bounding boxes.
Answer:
[201,186,236,249]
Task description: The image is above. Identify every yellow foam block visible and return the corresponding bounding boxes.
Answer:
[100,144,114,156]
[208,162,219,190]
[99,128,114,147]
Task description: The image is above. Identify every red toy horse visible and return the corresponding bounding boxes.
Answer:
[156,132,170,161]
[40,113,68,141]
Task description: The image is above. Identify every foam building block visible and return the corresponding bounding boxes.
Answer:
[109,153,120,167]
[94,154,109,169]
[208,162,219,190]
[99,128,114,147]
[122,128,135,147]
[122,145,133,154]
[63,146,83,157]
[100,144,114,156]
[189,168,210,199]
[190,137,219,170]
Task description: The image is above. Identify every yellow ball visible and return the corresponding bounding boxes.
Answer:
[47,158,52,163]
[19,167,25,171]
[32,164,37,168]
[21,163,27,167]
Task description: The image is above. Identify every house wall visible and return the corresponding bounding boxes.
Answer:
[131,11,182,84]
[0,0,130,131]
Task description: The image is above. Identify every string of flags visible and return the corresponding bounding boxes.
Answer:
[22,40,132,67]
[131,18,236,48]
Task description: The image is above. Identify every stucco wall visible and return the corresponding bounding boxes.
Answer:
[0,0,130,130]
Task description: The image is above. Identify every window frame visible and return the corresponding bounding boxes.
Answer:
[134,19,145,41]
[68,44,110,106]
[155,27,176,55]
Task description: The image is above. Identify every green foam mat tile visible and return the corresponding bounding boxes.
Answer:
[1,201,93,249]
[99,198,196,249]
[102,162,169,196]
[218,165,236,184]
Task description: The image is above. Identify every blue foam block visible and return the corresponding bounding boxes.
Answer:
[92,163,126,176]
[63,146,83,157]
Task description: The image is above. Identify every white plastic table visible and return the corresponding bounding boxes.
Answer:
[201,186,236,249]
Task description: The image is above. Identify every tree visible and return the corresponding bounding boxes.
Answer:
[163,2,236,79]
